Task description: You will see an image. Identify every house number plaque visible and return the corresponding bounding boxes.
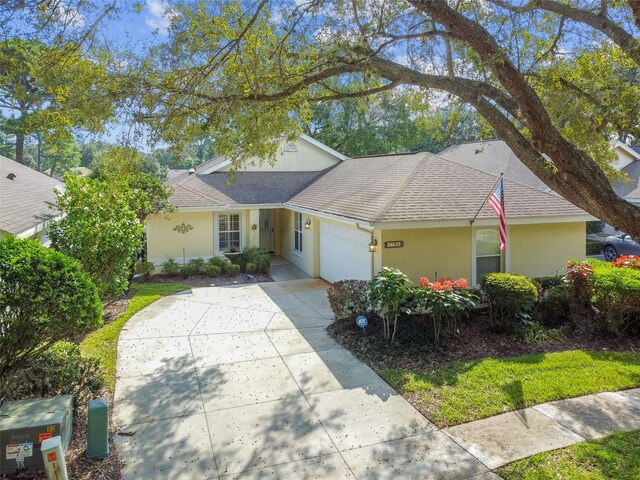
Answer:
[384,241,404,248]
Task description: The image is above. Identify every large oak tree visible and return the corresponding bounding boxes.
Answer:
[133,0,640,237]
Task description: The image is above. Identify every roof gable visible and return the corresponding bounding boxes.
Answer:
[196,135,345,175]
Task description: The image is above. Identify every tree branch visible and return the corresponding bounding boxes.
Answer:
[488,0,640,66]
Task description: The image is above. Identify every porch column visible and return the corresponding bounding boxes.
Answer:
[248,209,260,247]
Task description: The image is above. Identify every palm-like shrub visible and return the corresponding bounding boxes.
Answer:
[366,268,411,341]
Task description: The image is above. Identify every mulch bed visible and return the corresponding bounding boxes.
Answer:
[327,310,640,373]
[143,272,273,288]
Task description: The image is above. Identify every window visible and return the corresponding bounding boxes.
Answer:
[294,212,303,253]
[219,213,241,252]
[476,228,502,281]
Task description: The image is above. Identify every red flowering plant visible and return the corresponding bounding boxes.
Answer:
[564,260,594,306]
[410,276,477,342]
[612,255,640,270]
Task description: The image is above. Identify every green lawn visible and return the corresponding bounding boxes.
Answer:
[381,350,640,428]
[79,282,189,391]
[497,429,640,479]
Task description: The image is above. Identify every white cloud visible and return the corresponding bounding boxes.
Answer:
[51,1,85,29]
[145,0,176,35]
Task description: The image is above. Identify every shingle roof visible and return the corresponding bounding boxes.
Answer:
[613,159,640,199]
[0,155,62,235]
[169,170,330,208]
[286,152,585,223]
[439,140,550,192]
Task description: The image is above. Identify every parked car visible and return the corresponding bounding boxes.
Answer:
[602,234,640,261]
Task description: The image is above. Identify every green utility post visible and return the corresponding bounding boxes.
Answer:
[86,399,109,458]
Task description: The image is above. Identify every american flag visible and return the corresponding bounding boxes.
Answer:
[487,178,507,252]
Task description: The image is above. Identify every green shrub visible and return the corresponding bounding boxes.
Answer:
[206,265,222,278]
[590,260,640,335]
[162,258,181,277]
[224,264,241,276]
[186,257,207,275]
[135,261,155,280]
[237,247,271,274]
[327,280,370,322]
[0,341,104,407]
[208,256,230,268]
[245,262,257,274]
[586,220,605,234]
[481,273,539,331]
[586,239,604,255]
[0,237,102,376]
[536,285,572,326]
[532,275,564,293]
[366,268,411,341]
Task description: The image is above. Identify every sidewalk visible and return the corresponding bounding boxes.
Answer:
[444,388,640,470]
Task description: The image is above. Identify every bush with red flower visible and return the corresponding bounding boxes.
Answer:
[612,255,640,270]
[412,276,477,342]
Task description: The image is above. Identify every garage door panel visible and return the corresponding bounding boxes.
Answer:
[320,222,370,283]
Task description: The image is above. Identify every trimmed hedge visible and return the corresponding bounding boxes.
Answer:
[162,258,181,277]
[224,264,241,276]
[586,239,604,255]
[590,259,640,335]
[482,273,539,331]
[206,265,222,278]
[208,256,231,268]
[533,275,564,293]
[0,237,102,376]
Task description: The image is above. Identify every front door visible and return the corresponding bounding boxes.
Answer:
[259,210,275,252]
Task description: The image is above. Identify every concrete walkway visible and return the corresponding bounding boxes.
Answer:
[113,280,640,479]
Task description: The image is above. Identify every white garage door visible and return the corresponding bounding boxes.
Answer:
[320,221,371,283]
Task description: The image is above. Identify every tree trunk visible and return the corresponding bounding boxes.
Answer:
[15,134,25,164]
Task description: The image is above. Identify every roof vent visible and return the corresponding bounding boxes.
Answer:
[284,142,297,152]
[6,173,16,180]
[188,168,196,175]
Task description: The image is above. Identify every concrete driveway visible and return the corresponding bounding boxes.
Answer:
[113,279,490,479]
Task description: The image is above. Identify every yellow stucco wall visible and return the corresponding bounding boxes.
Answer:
[509,222,585,277]
[219,138,340,172]
[381,227,472,283]
[147,211,215,263]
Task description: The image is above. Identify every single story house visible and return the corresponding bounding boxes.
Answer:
[0,155,63,245]
[146,135,590,285]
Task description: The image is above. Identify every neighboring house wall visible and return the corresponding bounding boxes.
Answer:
[381,227,472,283]
[510,222,585,278]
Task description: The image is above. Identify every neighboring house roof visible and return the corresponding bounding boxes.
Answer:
[286,152,585,223]
[167,169,188,180]
[169,170,330,208]
[0,155,62,237]
[615,159,640,202]
[439,140,550,192]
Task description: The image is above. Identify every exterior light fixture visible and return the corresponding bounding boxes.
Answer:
[305,219,312,230]
[368,235,378,253]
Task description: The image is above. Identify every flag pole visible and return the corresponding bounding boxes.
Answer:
[470,173,503,225]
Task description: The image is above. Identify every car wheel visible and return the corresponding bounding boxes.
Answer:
[603,245,618,262]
